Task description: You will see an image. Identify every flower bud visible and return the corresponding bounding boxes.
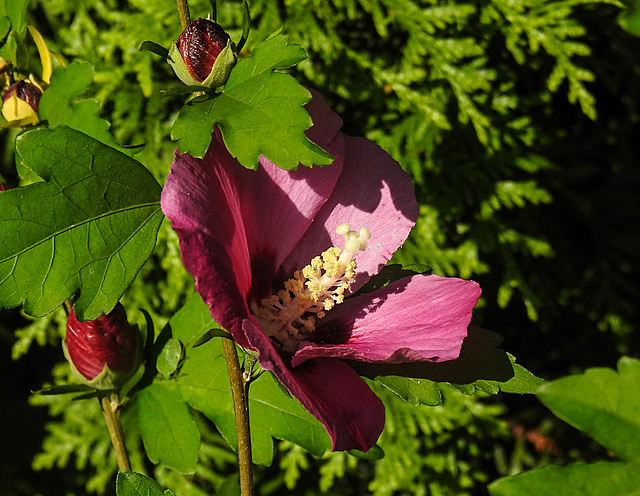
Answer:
[168,18,237,89]
[1,80,42,125]
[63,303,142,390]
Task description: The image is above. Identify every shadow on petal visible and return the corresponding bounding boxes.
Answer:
[349,326,516,385]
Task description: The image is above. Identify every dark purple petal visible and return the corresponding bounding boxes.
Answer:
[243,317,385,451]
[292,274,481,366]
[281,135,418,293]
[161,138,254,345]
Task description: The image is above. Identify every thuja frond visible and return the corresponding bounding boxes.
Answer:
[30,364,119,494]
[11,307,66,360]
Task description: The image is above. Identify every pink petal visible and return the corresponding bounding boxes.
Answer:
[161,91,346,340]
[292,274,481,366]
[243,317,385,452]
[240,90,346,277]
[161,145,253,346]
[282,136,418,292]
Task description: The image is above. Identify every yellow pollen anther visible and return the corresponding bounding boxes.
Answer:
[252,223,371,352]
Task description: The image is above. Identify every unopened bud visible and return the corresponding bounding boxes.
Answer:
[168,18,236,89]
[63,304,142,390]
[1,80,42,125]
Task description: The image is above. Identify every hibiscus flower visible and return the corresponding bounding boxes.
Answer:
[161,91,481,452]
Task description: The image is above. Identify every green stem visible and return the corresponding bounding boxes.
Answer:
[101,394,131,471]
[176,0,191,30]
[222,338,254,496]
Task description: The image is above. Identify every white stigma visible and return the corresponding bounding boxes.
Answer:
[253,224,370,352]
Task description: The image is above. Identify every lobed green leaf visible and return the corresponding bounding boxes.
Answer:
[39,61,130,154]
[171,34,333,170]
[0,126,162,320]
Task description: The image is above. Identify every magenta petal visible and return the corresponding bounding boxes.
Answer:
[161,146,253,346]
[243,318,385,452]
[228,92,345,289]
[161,91,346,341]
[282,136,418,292]
[292,274,481,366]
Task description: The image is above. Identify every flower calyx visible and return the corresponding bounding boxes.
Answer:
[168,18,237,89]
[254,224,371,352]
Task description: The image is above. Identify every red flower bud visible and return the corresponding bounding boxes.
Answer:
[178,19,229,82]
[1,80,42,125]
[64,303,142,390]
[168,18,236,89]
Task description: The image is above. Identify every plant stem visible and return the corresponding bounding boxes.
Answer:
[101,394,131,471]
[176,0,191,30]
[222,338,254,496]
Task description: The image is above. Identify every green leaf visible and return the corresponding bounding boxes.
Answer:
[192,327,231,348]
[367,375,443,407]
[138,40,169,59]
[116,470,176,496]
[33,384,95,396]
[179,341,331,465]
[0,126,162,320]
[353,326,545,406]
[348,444,385,461]
[171,34,334,169]
[0,0,29,35]
[249,370,332,460]
[0,0,29,61]
[156,338,184,378]
[537,356,640,463]
[0,16,10,40]
[488,461,640,496]
[39,61,130,153]
[137,382,200,475]
[619,0,640,38]
[165,293,331,465]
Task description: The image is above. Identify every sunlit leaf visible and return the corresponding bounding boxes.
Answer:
[537,356,640,462]
[39,61,130,153]
[171,34,333,169]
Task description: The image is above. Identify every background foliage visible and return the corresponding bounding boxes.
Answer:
[1,0,639,494]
